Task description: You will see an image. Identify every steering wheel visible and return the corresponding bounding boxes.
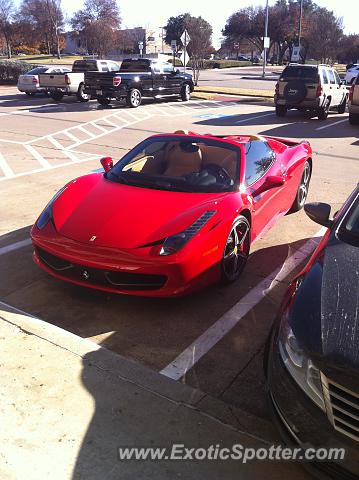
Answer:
[201,163,232,185]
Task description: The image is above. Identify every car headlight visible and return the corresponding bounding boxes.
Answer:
[279,309,325,411]
[159,210,216,256]
[37,186,67,230]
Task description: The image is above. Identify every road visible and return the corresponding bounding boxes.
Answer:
[197,65,282,91]
[0,87,358,475]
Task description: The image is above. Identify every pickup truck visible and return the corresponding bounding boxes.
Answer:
[84,58,194,107]
[39,59,121,102]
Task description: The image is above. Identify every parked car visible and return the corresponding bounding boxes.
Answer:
[38,59,120,102]
[345,64,359,84]
[31,131,312,297]
[275,64,348,120]
[17,66,71,96]
[84,58,194,108]
[265,184,359,479]
[348,74,359,125]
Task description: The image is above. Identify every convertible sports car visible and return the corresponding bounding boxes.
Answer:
[31,130,313,297]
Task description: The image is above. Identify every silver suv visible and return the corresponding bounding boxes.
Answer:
[348,73,359,125]
[275,64,348,120]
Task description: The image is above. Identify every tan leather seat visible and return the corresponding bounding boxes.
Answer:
[200,146,237,181]
[164,143,202,177]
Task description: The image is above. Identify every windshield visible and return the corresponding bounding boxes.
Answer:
[72,61,97,72]
[338,191,359,247]
[107,137,240,193]
[281,66,318,82]
[27,67,48,75]
[120,60,151,72]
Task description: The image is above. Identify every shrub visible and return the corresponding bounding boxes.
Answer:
[0,60,39,84]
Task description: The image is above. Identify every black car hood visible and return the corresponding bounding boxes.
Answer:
[290,235,359,377]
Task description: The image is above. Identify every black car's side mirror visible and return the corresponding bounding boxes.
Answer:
[304,202,333,228]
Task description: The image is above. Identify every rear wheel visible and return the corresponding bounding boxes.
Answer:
[180,84,191,101]
[50,91,64,101]
[349,112,359,125]
[289,161,311,213]
[337,96,347,114]
[126,88,142,108]
[275,105,287,117]
[317,98,330,120]
[77,83,90,102]
[97,96,111,106]
[221,216,251,284]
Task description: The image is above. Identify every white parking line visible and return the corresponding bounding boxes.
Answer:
[0,151,14,178]
[235,113,274,124]
[24,145,51,168]
[0,238,32,255]
[160,227,327,381]
[315,119,348,131]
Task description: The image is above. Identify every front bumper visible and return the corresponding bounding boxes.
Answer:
[31,222,221,297]
[267,332,359,479]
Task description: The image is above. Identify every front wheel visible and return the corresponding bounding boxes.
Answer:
[50,91,64,101]
[221,216,251,284]
[180,84,191,102]
[289,161,311,213]
[317,98,330,120]
[97,96,111,106]
[126,88,142,108]
[77,83,90,102]
[337,97,347,114]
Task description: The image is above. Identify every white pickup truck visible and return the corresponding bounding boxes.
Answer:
[38,59,120,102]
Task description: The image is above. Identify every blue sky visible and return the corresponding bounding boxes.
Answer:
[59,0,359,48]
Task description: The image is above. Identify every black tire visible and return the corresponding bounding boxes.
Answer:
[317,98,330,120]
[25,92,36,96]
[221,216,251,284]
[126,88,142,108]
[275,105,287,117]
[180,83,191,101]
[97,96,112,106]
[337,96,347,114]
[283,80,307,104]
[77,83,90,102]
[50,91,64,101]
[349,113,359,125]
[289,161,311,213]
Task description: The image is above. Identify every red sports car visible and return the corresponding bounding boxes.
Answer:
[31,131,313,297]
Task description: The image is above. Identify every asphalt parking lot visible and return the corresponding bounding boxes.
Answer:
[0,87,358,439]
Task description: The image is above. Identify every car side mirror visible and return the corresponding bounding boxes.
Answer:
[100,156,113,173]
[251,175,285,197]
[304,202,333,228]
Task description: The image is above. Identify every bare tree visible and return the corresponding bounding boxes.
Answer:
[0,0,15,58]
[45,0,63,58]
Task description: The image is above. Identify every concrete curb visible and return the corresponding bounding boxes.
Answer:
[0,300,279,444]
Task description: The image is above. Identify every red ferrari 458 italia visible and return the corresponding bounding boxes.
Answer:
[31,131,312,297]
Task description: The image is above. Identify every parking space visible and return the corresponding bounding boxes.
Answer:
[1,89,358,437]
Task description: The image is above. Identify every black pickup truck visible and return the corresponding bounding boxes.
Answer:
[84,58,194,108]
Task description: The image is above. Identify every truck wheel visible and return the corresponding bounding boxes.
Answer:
[275,105,287,117]
[126,89,141,108]
[337,96,347,114]
[51,91,64,101]
[317,98,330,120]
[97,96,111,106]
[77,84,90,102]
[180,84,191,101]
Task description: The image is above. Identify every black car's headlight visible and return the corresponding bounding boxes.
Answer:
[279,310,325,411]
[159,210,216,256]
[37,186,67,230]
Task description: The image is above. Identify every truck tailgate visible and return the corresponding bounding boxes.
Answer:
[39,73,67,87]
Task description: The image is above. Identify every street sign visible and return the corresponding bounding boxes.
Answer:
[291,46,301,62]
[181,30,191,46]
[179,50,190,67]
[263,36,270,49]
[233,42,240,50]
[170,40,177,52]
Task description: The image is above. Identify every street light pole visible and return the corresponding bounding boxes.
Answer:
[298,0,303,54]
[262,0,269,78]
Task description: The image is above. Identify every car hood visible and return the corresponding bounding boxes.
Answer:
[52,173,227,249]
[290,235,359,380]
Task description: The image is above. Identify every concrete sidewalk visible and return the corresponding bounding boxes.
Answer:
[0,302,312,480]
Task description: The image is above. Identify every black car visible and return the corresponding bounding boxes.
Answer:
[84,58,194,108]
[265,184,359,479]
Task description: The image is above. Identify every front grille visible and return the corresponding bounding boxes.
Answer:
[36,246,167,291]
[322,374,359,443]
